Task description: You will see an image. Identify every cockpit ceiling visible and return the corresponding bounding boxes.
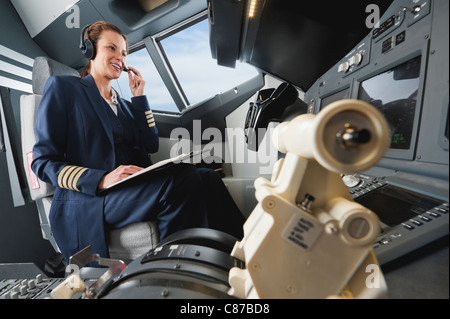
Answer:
[10,0,206,69]
[10,0,393,87]
[11,0,80,38]
[10,0,176,38]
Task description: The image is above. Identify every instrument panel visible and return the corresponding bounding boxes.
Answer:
[304,0,449,264]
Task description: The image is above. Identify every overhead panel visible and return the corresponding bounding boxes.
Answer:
[208,0,393,91]
[138,0,170,12]
[10,0,80,38]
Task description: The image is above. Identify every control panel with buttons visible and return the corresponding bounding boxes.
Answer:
[303,0,448,267]
[342,173,387,197]
[372,11,405,42]
[0,274,97,299]
[342,173,449,265]
[337,40,371,76]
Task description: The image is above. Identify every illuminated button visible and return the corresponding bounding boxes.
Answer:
[427,211,440,218]
[418,215,432,222]
[402,223,414,231]
[348,53,363,66]
[338,61,350,73]
[410,219,423,226]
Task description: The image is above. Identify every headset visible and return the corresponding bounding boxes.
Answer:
[80,24,96,60]
[79,24,130,72]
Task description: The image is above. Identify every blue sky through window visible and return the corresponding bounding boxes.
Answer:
[113,18,258,113]
[113,48,176,112]
[161,19,258,105]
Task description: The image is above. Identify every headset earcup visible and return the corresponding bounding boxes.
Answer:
[82,39,96,60]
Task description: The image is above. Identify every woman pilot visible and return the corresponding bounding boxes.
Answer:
[32,21,245,263]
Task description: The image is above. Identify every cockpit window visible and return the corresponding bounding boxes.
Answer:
[113,12,258,113]
[160,18,258,108]
[112,47,177,113]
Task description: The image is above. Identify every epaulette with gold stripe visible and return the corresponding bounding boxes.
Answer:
[57,165,88,192]
[145,110,156,128]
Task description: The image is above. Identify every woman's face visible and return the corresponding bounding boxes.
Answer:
[91,30,127,80]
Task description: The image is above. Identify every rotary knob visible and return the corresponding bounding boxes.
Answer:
[342,175,362,188]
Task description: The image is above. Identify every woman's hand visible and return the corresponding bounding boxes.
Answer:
[127,66,145,97]
[97,165,143,190]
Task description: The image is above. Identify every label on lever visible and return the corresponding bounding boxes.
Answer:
[282,214,322,251]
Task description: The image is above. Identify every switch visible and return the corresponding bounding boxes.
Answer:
[338,61,350,73]
[19,285,28,296]
[28,280,36,290]
[396,31,406,45]
[349,53,363,67]
[413,5,421,14]
[382,37,394,53]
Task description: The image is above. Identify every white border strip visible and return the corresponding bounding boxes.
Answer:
[0,44,34,67]
[0,61,32,80]
[0,75,32,93]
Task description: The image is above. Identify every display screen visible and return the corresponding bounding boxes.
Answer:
[358,56,421,150]
[320,88,350,109]
[355,184,443,227]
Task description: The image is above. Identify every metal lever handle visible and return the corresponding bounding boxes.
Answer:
[336,124,371,149]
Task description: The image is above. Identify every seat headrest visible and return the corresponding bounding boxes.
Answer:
[32,57,80,95]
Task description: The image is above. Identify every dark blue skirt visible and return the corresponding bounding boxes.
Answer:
[103,163,245,240]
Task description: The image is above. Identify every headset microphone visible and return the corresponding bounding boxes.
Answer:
[80,24,96,60]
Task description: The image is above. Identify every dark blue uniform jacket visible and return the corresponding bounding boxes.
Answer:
[31,74,159,260]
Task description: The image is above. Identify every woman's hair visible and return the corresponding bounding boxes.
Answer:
[80,21,129,78]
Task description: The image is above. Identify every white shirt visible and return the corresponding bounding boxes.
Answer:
[104,89,118,115]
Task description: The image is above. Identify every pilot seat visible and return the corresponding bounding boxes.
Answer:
[20,56,159,263]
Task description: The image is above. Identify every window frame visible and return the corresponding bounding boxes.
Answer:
[143,10,207,112]
[123,10,265,139]
[128,9,261,115]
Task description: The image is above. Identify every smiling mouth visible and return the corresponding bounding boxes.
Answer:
[111,63,121,71]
